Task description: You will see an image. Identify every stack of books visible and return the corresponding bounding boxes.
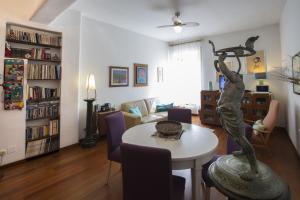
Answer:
[26,103,60,120]
[27,86,60,101]
[26,138,50,158]
[27,64,61,80]
[7,28,62,46]
[26,125,49,141]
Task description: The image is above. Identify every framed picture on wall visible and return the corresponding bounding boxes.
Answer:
[109,66,129,87]
[157,67,164,83]
[292,52,300,95]
[134,63,148,87]
[246,50,266,74]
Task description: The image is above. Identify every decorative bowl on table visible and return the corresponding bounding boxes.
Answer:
[155,120,183,136]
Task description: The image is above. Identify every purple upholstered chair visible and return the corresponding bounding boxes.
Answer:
[201,123,253,200]
[105,111,126,185]
[121,143,186,200]
[168,108,192,124]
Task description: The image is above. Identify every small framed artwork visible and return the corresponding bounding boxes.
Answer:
[292,52,300,95]
[109,66,129,87]
[246,50,266,74]
[134,63,148,87]
[157,67,164,82]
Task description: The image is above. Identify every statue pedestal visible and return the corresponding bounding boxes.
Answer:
[209,155,290,200]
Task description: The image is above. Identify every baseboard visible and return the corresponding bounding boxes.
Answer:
[1,142,80,169]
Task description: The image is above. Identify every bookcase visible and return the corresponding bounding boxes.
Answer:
[199,90,272,126]
[5,22,62,158]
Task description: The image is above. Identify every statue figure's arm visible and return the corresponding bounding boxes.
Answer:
[218,54,238,83]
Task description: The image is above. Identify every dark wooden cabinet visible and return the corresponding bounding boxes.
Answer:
[199,90,272,126]
[96,110,119,136]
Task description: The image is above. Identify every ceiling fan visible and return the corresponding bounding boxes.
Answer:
[157,11,200,33]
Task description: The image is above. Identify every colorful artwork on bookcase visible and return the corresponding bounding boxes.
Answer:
[3,59,24,110]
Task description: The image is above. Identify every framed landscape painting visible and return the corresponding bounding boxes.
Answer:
[134,63,148,87]
[292,52,300,95]
[109,66,129,87]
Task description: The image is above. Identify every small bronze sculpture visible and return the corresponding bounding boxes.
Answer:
[208,37,291,199]
[210,36,259,180]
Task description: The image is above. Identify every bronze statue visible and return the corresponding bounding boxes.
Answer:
[209,37,259,180]
[207,37,291,199]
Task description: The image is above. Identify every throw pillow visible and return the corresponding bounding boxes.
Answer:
[129,106,142,117]
[156,103,174,112]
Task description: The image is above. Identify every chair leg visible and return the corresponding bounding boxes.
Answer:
[106,161,112,185]
[205,187,211,200]
[201,182,211,200]
[201,182,210,200]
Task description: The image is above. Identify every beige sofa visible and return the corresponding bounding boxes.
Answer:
[121,98,168,129]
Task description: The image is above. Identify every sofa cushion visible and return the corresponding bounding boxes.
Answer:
[121,100,149,117]
[156,103,174,112]
[141,114,167,124]
[144,98,160,114]
[155,111,168,118]
[129,106,142,117]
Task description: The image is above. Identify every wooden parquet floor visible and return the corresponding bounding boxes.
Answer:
[0,116,299,200]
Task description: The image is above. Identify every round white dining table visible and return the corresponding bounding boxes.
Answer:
[122,122,219,200]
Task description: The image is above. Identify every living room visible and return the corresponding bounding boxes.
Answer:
[0,0,299,199]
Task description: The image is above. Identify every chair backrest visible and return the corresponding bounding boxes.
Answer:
[168,108,192,124]
[105,112,126,158]
[263,100,280,132]
[227,123,253,154]
[121,143,172,200]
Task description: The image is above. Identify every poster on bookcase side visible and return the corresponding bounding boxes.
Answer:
[3,59,24,110]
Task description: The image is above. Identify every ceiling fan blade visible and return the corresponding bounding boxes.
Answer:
[157,24,176,28]
[182,22,200,27]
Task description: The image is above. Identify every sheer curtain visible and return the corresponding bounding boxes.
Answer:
[165,42,202,107]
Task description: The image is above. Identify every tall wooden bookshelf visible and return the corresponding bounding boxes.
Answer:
[5,22,62,158]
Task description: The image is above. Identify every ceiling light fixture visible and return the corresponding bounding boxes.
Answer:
[174,25,182,33]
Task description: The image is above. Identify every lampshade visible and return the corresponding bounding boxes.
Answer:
[254,72,267,80]
[86,74,96,99]
[86,74,96,90]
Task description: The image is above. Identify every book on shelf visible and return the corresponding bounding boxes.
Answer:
[10,47,61,61]
[7,28,62,46]
[26,125,49,141]
[26,119,59,141]
[26,136,60,158]
[49,119,59,135]
[27,64,61,80]
[26,86,60,101]
[26,138,48,158]
[26,103,59,120]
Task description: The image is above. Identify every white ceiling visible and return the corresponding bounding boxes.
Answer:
[31,0,77,24]
[70,0,286,42]
[0,0,46,20]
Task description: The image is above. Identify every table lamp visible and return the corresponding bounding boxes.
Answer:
[254,72,269,92]
[81,74,98,148]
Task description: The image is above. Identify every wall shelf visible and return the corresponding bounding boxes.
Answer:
[6,39,62,49]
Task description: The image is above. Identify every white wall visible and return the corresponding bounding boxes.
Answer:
[201,24,286,127]
[78,16,168,137]
[50,10,81,148]
[0,10,81,165]
[280,0,300,155]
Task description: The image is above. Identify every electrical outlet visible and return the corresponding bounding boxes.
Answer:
[6,146,16,154]
[0,149,7,156]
